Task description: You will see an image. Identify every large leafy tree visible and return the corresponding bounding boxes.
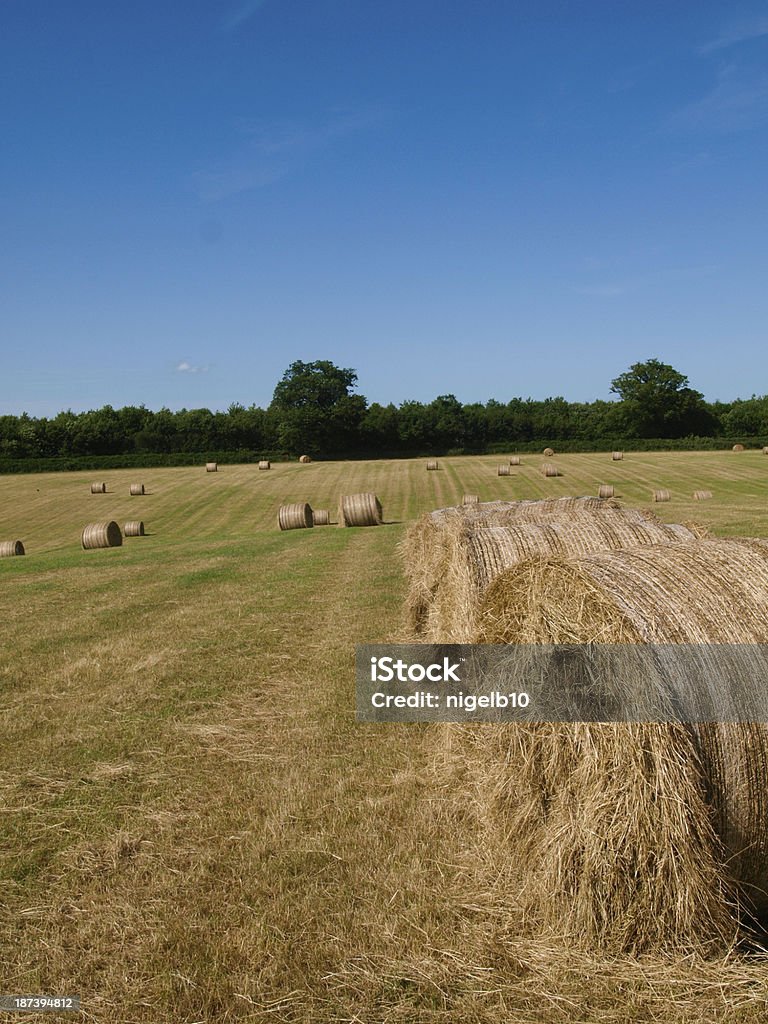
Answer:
[269,360,366,454]
[610,358,716,438]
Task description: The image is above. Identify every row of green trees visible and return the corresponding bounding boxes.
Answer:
[2,359,767,462]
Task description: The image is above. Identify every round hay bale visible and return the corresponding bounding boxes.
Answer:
[508,456,521,466]
[693,490,713,501]
[129,483,145,496]
[426,460,439,471]
[497,464,510,476]
[732,444,745,452]
[82,521,122,549]
[762,447,768,455]
[278,503,313,530]
[338,493,382,527]
[612,451,624,461]
[312,509,330,526]
[541,463,561,477]
[462,494,480,505]
[652,489,671,502]
[91,482,107,494]
[543,447,555,457]
[258,460,271,470]
[0,540,25,557]
[206,462,218,472]
[299,455,312,464]
[470,540,768,947]
[597,484,614,499]
[124,521,145,537]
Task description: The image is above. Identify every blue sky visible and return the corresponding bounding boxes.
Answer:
[2,0,767,416]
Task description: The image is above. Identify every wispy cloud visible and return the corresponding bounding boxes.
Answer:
[176,361,208,374]
[667,63,768,133]
[222,0,269,33]
[699,15,768,55]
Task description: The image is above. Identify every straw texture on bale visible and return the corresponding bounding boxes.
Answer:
[404,507,698,643]
[597,484,614,498]
[732,444,745,452]
[497,464,510,476]
[278,503,313,530]
[508,456,521,465]
[206,462,218,472]
[612,451,624,460]
[338,492,382,527]
[693,490,713,500]
[82,521,122,549]
[0,540,25,557]
[299,455,312,463]
[543,447,555,456]
[541,463,561,477]
[129,483,145,495]
[258,460,271,470]
[426,460,438,470]
[652,489,671,502]
[124,521,145,537]
[312,509,330,526]
[91,482,107,494]
[469,540,768,948]
[462,494,479,505]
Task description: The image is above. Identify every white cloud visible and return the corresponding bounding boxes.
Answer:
[176,361,208,374]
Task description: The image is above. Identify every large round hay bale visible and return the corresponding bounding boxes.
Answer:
[597,484,614,498]
[763,446,768,455]
[91,482,107,494]
[0,540,25,557]
[338,493,382,527]
[497,464,510,476]
[693,490,713,500]
[508,456,521,466]
[82,521,122,549]
[426,460,439,471]
[312,509,330,526]
[543,447,555,457]
[470,540,768,947]
[258,460,271,470]
[206,462,218,472]
[612,451,624,460]
[732,444,745,452]
[299,455,312,464]
[462,494,479,505]
[278,503,313,530]
[124,521,145,537]
[652,489,670,502]
[541,463,561,477]
[129,483,145,496]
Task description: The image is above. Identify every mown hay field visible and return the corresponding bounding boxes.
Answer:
[2,451,768,1023]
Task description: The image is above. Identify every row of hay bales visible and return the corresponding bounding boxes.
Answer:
[401,495,768,951]
[278,493,383,530]
[91,482,146,495]
[2,521,147,556]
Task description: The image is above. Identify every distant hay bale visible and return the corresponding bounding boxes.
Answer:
[543,447,555,457]
[693,490,713,500]
[763,447,768,455]
[278,503,313,530]
[462,494,479,505]
[82,521,122,549]
[299,455,312,464]
[509,456,521,466]
[312,509,330,526]
[129,483,145,496]
[541,463,561,477]
[206,462,218,472]
[612,451,624,460]
[90,482,107,494]
[338,493,382,527]
[426,460,439,471]
[597,484,614,498]
[258,460,271,470]
[732,444,745,452]
[468,540,768,947]
[405,508,698,643]
[0,540,25,557]
[652,489,671,502]
[124,521,145,537]
[497,464,510,476]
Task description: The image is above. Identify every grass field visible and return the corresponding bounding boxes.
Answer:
[2,451,768,1023]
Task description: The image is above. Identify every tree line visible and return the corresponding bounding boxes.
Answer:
[2,359,767,466]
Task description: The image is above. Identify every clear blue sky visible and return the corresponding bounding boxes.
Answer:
[2,1,767,416]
